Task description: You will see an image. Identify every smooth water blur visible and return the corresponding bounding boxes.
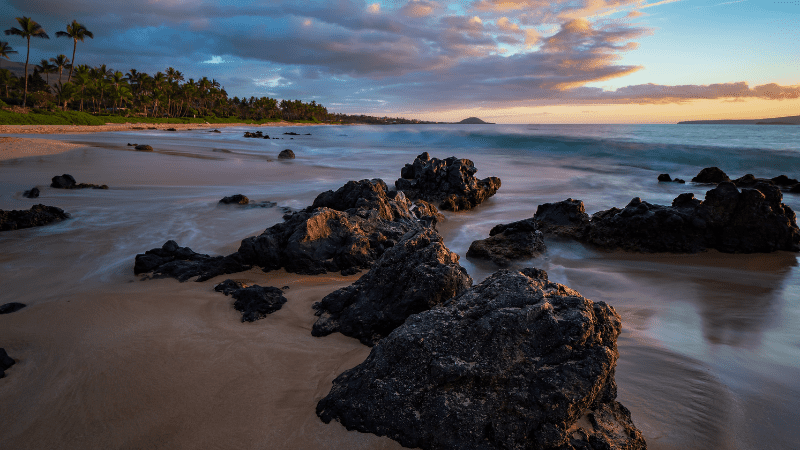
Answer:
[2,123,800,450]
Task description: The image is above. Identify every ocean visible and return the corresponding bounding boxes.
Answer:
[1,123,799,449]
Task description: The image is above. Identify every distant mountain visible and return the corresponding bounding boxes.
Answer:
[678,115,800,125]
[457,117,494,124]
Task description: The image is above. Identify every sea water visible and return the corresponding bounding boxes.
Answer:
[1,123,799,449]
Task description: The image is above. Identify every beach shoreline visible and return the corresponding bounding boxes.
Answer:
[0,121,325,136]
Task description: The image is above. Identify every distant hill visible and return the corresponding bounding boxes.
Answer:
[678,115,800,125]
[0,61,27,79]
[457,117,494,124]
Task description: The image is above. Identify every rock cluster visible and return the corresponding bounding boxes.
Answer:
[657,173,685,183]
[467,218,546,266]
[244,131,270,139]
[136,179,442,280]
[536,183,800,253]
[691,167,800,193]
[395,152,501,211]
[0,349,14,378]
[134,240,250,282]
[50,174,108,190]
[317,268,645,450]
[0,302,26,314]
[312,228,472,346]
[1,204,70,231]
[214,279,288,322]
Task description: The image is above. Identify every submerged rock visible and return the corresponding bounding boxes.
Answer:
[134,240,250,282]
[317,268,645,450]
[312,228,472,346]
[535,182,800,253]
[214,279,288,322]
[0,302,26,314]
[50,174,108,190]
[219,194,250,205]
[0,348,14,378]
[0,204,70,231]
[23,187,40,198]
[134,144,154,152]
[467,218,546,266]
[278,149,295,159]
[395,152,501,211]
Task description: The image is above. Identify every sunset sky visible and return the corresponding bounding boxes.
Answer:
[2,0,798,123]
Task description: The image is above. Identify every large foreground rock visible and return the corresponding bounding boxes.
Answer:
[237,179,442,275]
[312,228,472,346]
[317,268,645,450]
[0,204,70,231]
[135,179,443,281]
[214,279,288,322]
[467,218,546,266]
[396,152,501,211]
[0,348,14,378]
[535,182,800,253]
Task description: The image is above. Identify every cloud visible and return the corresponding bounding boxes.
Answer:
[367,3,380,14]
[399,1,438,18]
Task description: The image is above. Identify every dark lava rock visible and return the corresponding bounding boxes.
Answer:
[312,228,472,346]
[536,182,800,253]
[791,184,800,194]
[1,204,70,231]
[219,194,250,205]
[467,218,545,266]
[166,128,177,131]
[533,198,591,237]
[136,179,442,281]
[23,187,40,198]
[395,152,501,211]
[134,144,154,152]
[657,173,672,182]
[237,179,441,275]
[283,132,300,136]
[244,131,264,138]
[317,268,646,450]
[50,174,108,190]
[127,143,137,146]
[772,175,800,187]
[692,167,730,183]
[674,178,686,183]
[214,279,287,322]
[134,240,250,282]
[0,302,26,314]
[278,149,295,159]
[210,129,221,133]
[0,348,14,378]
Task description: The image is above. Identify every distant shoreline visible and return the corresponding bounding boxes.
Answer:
[678,114,800,125]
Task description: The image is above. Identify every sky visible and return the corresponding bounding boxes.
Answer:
[0,0,798,123]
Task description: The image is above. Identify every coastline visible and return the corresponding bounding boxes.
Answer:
[0,121,324,136]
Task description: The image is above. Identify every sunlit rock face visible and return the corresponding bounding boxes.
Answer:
[396,152,501,211]
[535,182,800,253]
[312,227,472,346]
[317,268,646,450]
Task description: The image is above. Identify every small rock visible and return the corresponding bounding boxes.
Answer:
[214,279,288,322]
[278,149,295,159]
[219,194,250,205]
[134,144,154,152]
[0,302,26,314]
[210,129,221,133]
[692,167,730,183]
[658,173,672,182]
[0,348,14,378]
[23,187,40,198]
[1,204,70,231]
[50,174,77,189]
[166,128,177,131]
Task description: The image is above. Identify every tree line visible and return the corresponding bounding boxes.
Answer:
[0,16,330,121]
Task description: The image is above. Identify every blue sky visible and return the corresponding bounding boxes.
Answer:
[1,0,798,122]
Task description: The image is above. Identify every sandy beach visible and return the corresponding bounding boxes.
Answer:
[1,124,799,450]
[0,121,318,136]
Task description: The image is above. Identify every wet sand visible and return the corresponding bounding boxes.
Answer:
[0,137,85,161]
[1,130,799,449]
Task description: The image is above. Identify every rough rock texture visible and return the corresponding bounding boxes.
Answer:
[136,179,443,281]
[0,348,14,378]
[220,194,250,205]
[23,187,40,198]
[237,179,441,275]
[50,174,108,190]
[312,228,472,346]
[278,149,295,159]
[657,174,684,183]
[134,240,250,282]
[692,167,730,183]
[214,279,288,322]
[134,144,154,152]
[534,199,591,237]
[467,218,546,266]
[0,302,26,314]
[317,268,645,450]
[0,204,70,231]
[395,152,501,211]
[536,182,800,253]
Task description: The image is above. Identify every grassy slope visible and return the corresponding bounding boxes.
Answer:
[0,110,320,125]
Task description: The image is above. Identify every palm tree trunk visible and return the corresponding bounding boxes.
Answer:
[68,40,76,84]
[23,36,30,106]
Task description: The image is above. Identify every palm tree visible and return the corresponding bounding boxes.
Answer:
[55,20,93,84]
[36,59,55,85]
[0,41,17,69]
[50,54,71,85]
[4,17,50,105]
